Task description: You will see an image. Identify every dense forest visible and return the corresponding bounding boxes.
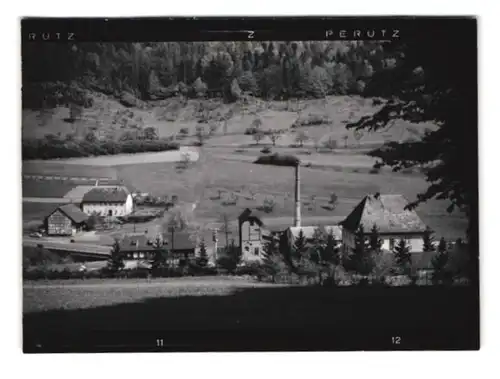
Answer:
[22,41,398,109]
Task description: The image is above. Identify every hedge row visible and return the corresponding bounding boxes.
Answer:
[22,261,266,281]
[22,137,180,160]
[254,153,300,167]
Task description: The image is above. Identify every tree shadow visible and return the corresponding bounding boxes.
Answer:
[23,284,479,353]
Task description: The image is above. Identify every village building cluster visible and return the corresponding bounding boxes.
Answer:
[41,164,439,273]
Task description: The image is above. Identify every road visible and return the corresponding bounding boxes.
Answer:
[23,238,112,256]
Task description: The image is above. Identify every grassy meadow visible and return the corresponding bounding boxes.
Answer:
[21,94,468,240]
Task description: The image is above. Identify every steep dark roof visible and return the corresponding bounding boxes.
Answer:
[341,194,427,234]
[82,186,130,203]
[50,204,88,224]
[120,233,164,252]
[167,232,196,251]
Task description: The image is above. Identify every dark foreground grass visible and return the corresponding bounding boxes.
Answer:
[23,280,479,352]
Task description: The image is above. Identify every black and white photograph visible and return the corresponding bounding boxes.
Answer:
[20,17,479,352]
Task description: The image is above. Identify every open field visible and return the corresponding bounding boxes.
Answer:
[114,151,467,240]
[23,279,478,351]
[22,94,466,240]
[23,202,65,223]
[23,147,200,167]
[23,161,117,178]
[22,179,81,198]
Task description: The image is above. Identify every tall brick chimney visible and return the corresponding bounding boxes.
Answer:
[294,163,301,227]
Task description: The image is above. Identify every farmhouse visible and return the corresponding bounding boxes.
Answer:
[45,204,89,236]
[81,186,134,217]
[340,193,428,254]
[119,231,196,266]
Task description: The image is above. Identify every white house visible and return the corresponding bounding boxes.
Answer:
[81,186,134,217]
[340,193,428,254]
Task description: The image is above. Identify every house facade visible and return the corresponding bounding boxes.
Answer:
[45,204,89,236]
[81,186,134,217]
[340,193,428,254]
[119,231,196,266]
[238,208,277,263]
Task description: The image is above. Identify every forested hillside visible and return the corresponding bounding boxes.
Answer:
[22,41,397,110]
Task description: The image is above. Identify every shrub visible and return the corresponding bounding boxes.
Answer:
[254,153,300,167]
[369,168,380,174]
[258,197,276,213]
[261,147,272,154]
[179,128,189,135]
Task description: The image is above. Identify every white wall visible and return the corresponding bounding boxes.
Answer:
[342,229,425,253]
[82,196,133,217]
[380,235,424,253]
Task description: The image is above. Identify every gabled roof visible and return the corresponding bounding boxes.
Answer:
[81,186,130,203]
[168,232,197,251]
[340,194,427,234]
[49,204,89,224]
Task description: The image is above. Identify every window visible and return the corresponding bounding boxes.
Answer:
[254,247,259,256]
[133,252,138,259]
[108,210,113,217]
[139,252,145,259]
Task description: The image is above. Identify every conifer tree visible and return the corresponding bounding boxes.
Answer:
[369,224,383,253]
[197,238,208,268]
[293,229,307,262]
[422,226,435,252]
[349,224,374,276]
[108,238,124,273]
[393,238,412,276]
[431,237,450,285]
[323,230,339,265]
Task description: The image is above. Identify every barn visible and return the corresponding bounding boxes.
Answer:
[81,186,134,217]
[45,204,89,236]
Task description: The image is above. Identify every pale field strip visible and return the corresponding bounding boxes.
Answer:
[24,147,200,167]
